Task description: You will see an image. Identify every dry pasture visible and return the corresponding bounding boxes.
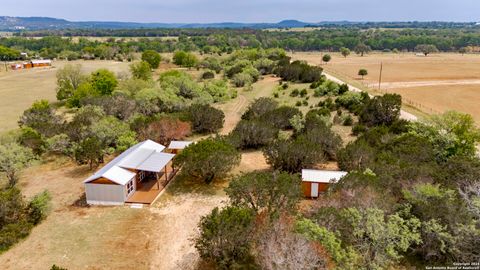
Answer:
[291,52,480,122]
[0,60,131,133]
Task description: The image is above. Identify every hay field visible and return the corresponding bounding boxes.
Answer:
[0,60,131,133]
[291,52,480,122]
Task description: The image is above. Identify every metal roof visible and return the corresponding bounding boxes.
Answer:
[84,140,167,185]
[137,152,175,172]
[31,59,52,64]
[301,169,348,183]
[102,166,136,185]
[168,140,193,150]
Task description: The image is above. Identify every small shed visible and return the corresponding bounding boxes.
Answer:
[31,59,52,67]
[301,169,348,198]
[167,140,193,154]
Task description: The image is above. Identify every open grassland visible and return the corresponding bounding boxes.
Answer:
[0,75,276,270]
[0,60,131,133]
[291,52,480,122]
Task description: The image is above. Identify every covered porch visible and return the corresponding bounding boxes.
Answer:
[126,155,177,205]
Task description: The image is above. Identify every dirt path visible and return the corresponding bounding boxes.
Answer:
[218,75,280,135]
[374,79,480,89]
[148,194,226,270]
[220,93,247,135]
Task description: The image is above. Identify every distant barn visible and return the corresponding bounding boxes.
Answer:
[301,169,348,198]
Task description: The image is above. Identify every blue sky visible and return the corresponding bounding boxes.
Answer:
[3,0,480,23]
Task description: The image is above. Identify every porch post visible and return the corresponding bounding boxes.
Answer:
[165,165,168,181]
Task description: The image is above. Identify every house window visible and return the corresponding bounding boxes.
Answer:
[126,181,134,195]
[138,171,145,182]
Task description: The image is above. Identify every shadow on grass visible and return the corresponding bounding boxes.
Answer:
[164,173,228,197]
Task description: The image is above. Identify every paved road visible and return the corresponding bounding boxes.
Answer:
[323,71,418,121]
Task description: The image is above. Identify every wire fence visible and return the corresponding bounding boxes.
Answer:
[326,68,443,116]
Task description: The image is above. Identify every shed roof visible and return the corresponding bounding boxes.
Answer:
[84,140,167,185]
[31,59,52,64]
[301,169,348,183]
[137,152,175,172]
[168,140,193,150]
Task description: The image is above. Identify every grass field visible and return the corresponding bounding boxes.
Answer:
[292,53,480,123]
[0,61,355,269]
[0,60,131,133]
[291,52,480,122]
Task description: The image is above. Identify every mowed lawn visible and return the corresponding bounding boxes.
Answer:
[0,60,131,133]
[291,52,480,122]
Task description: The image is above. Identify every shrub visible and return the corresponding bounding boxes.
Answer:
[343,115,354,126]
[141,50,161,69]
[359,94,401,127]
[194,206,256,268]
[263,137,325,173]
[226,171,302,216]
[290,89,300,97]
[202,71,215,80]
[187,104,225,134]
[175,138,241,183]
[295,101,302,107]
[352,124,367,136]
[27,191,51,225]
[138,116,192,145]
[261,106,302,130]
[300,89,308,97]
[242,97,278,120]
[130,61,152,81]
[233,73,253,87]
[229,120,279,149]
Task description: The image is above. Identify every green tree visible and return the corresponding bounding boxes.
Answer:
[226,171,301,216]
[340,47,351,58]
[263,137,325,173]
[358,68,368,79]
[322,54,331,64]
[90,69,118,96]
[141,50,161,69]
[415,44,439,56]
[0,143,35,187]
[174,138,241,183]
[229,120,278,149]
[340,207,421,269]
[130,61,152,81]
[241,97,278,120]
[18,127,46,155]
[18,100,63,137]
[27,191,51,225]
[354,43,371,56]
[187,104,225,134]
[0,45,20,61]
[295,218,360,269]
[74,137,105,169]
[408,112,480,161]
[194,206,256,269]
[359,93,402,127]
[55,64,86,100]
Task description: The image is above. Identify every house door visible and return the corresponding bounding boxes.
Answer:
[311,183,319,197]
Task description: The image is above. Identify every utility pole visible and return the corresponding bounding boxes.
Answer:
[378,62,383,92]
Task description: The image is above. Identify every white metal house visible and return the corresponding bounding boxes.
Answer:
[301,169,348,198]
[84,140,175,205]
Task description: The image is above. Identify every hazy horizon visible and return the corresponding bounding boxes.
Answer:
[2,0,480,23]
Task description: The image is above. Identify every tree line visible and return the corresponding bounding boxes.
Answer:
[2,27,480,61]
